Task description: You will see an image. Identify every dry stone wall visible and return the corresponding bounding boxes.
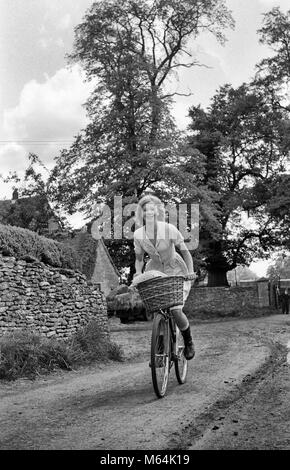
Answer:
[184,284,261,316]
[0,255,109,340]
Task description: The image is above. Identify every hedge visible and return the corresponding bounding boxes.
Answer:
[0,223,81,270]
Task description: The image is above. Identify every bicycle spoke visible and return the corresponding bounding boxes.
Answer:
[174,326,188,384]
[151,314,170,398]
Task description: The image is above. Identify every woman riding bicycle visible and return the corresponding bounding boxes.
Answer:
[133,194,196,360]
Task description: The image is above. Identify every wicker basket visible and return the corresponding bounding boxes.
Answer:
[136,276,184,313]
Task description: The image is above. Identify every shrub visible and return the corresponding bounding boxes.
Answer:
[68,320,124,364]
[0,223,80,270]
[0,322,124,381]
[0,331,72,380]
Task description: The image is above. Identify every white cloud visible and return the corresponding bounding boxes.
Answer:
[55,37,65,48]
[0,65,95,200]
[0,143,27,173]
[5,65,92,137]
[39,37,50,49]
[0,144,27,199]
[2,65,94,166]
[39,24,47,35]
[58,13,71,30]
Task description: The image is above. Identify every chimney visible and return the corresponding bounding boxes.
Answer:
[11,188,19,204]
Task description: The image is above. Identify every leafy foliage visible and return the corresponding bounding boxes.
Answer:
[48,0,233,214]
[45,0,233,280]
[267,253,290,281]
[188,82,289,285]
[256,7,290,92]
[0,223,81,270]
[69,319,124,364]
[265,174,290,249]
[0,321,124,381]
[0,195,55,234]
[0,331,72,380]
[0,153,69,234]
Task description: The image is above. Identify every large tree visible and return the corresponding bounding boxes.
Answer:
[188,82,289,286]
[46,0,233,279]
[255,6,290,138]
[254,7,290,255]
[48,0,233,212]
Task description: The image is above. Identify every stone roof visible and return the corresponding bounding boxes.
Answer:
[56,231,120,279]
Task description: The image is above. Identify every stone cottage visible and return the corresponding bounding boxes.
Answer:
[0,191,120,296]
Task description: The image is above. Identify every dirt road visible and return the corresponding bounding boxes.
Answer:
[0,314,289,450]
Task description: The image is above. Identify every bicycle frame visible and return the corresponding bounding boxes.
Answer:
[158,308,177,362]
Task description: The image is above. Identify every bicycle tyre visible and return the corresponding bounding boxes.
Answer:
[174,325,188,384]
[151,312,170,398]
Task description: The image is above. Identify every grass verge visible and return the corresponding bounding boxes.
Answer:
[0,320,124,381]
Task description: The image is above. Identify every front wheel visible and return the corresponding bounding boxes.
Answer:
[174,326,188,384]
[151,313,170,398]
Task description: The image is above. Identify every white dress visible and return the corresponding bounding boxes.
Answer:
[133,221,191,305]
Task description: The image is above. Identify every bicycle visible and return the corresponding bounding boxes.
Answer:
[136,275,190,398]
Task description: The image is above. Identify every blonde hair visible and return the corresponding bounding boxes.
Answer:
[135,195,165,228]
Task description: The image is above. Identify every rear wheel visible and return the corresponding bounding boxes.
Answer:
[151,313,170,398]
[174,325,188,384]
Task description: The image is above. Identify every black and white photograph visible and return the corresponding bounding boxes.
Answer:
[0,0,289,457]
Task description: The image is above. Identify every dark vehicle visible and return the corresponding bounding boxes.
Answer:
[106,284,153,323]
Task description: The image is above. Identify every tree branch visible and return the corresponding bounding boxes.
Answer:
[160,91,193,99]
[170,61,212,70]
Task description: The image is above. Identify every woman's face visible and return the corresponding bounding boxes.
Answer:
[143,202,157,221]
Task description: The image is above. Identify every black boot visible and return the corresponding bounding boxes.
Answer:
[181,326,195,360]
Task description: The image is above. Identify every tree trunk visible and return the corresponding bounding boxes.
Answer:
[128,262,135,285]
[207,269,229,287]
[206,245,230,287]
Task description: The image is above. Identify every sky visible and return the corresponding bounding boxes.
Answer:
[0,0,289,276]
